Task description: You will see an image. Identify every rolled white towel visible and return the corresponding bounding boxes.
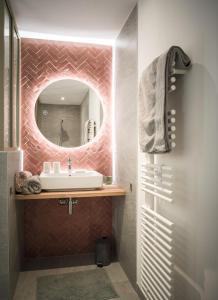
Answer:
[15,171,32,194]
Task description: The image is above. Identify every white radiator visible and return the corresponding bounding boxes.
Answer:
[139,206,174,300]
[137,61,191,299]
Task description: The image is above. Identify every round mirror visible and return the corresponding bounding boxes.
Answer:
[35,79,103,148]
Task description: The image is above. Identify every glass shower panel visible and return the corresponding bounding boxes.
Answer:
[4,4,12,148]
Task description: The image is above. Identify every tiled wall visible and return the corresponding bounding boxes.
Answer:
[21,39,112,175]
[113,7,138,287]
[21,39,112,257]
[0,151,22,300]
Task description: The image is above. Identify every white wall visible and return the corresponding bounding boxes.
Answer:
[0,151,23,300]
[113,6,138,288]
[138,0,218,299]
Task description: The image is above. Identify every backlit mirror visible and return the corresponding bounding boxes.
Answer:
[35,79,103,148]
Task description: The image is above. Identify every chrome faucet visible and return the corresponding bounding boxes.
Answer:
[67,157,72,176]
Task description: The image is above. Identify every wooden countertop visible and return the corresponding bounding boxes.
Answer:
[15,185,126,201]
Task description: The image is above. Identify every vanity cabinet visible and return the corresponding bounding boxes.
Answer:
[0,0,20,150]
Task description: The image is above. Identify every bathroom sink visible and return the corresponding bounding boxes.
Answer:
[39,170,103,191]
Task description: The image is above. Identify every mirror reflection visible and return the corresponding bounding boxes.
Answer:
[35,79,103,148]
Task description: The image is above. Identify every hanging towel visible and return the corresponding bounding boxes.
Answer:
[83,119,96,144]
[139,46,191,153]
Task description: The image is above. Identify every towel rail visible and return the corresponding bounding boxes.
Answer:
[142,206,173,226]
[141,271,164,300]
[141,228,173,258]
[141,279,158,300]
[141,246,172,281]
[142,187,173,202]
[142,266,172,298]
[141,223,173,251]
[142,268,172,300]
[141,180,173,194]
[141,240,172,273]
[141,269,171,300]
[141,174,172,187]
[138,48,191,300]
[141,169,173,179]
[141,237,172,266]
[141,211,173,234]
[141,163,172,171]
[141,255,172,287]
[139,206,174,300]
[141,229,173,259]
[142,219,173,243]
[141,163,173,202]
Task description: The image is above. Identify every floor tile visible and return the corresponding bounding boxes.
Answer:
[105,262,129,283]
[113,280,140,299]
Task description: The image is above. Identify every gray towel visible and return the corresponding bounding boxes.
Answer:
[15,171,41,194]
[26,175,42,194]
[15,171,32,194]
[139,46,191,153]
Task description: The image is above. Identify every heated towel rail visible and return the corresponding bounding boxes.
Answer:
[138,162,174,299]
[141,163,173,203]
[138,60,190,300]
[140,205,174,300]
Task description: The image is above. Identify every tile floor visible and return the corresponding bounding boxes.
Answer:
[13,262,140,300]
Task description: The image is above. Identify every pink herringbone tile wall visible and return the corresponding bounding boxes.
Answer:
[21,38,113,257]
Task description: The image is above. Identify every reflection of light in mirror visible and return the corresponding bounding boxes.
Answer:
[42,109,48,116]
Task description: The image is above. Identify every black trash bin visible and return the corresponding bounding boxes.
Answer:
[95,237,111,267]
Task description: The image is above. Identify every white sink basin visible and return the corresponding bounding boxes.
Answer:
[40,170,103,191]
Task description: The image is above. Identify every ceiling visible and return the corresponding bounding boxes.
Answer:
[10,0,137,43]
[39,79,90,105]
